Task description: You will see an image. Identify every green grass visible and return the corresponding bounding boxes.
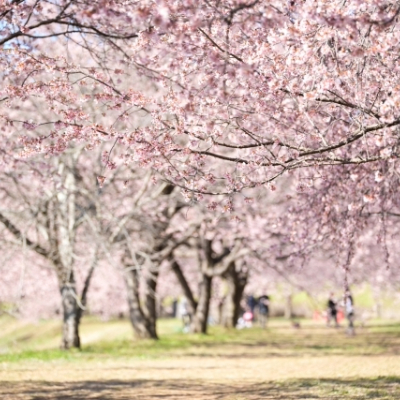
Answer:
[1,316,400,363]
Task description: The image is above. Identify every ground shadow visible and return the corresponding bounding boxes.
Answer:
[1,377,400,400]
[143,329,400,358]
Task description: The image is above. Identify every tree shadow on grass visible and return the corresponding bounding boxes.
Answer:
[161,330,400,358]
[1,377,400,400]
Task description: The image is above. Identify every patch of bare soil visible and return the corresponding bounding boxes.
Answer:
[0,380,272,400]
[2,377,400,400]
[1,355,400,399]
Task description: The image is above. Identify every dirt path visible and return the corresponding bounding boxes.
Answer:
[2,355,400,381]
[1,354,400,399]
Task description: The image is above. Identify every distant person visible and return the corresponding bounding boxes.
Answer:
[237,307,253,329]
[327,292,339,328]
[344,289,355,336]
[258,294,270,329]
[179,297,191,332]
[243,307,254,328]
[246,295,258,314]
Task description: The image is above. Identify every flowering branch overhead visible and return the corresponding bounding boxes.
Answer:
[2,0,400,196]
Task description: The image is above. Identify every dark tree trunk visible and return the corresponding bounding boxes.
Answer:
[60,282,80,349]
[190,274,212,334]
[76,254,97,326]
[125,267,158,339]
[142,267,159,339]
[171,238,242,335]
[171,260,197,315]
[221,262,248,328]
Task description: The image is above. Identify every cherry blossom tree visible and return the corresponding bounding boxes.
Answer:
[102,180,192,339]
[170,204,252,333]
[2,1,400,198]
[0,148,101,349]
[2,0,400,342]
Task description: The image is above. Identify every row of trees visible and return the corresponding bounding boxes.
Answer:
[1,145,399,348]
[1,1,400,348]
[0,146,279,347]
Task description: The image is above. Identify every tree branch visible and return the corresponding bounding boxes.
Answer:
[0,211,48,257]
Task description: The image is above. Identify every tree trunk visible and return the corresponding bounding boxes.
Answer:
[221,263,248,328]
[60,283,80,349]
[125,267,158,339]
[143,266,159,339]
[57,161,80,349]
[372,286,383,319]
[285,293,294,319]
[171,260,197,315]
[190,274,212,334]
[76,250,98,326]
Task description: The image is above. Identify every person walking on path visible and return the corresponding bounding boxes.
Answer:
[344,289,355,336]
[327,292,339,328]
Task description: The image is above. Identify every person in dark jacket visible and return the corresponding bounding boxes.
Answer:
[327,292,339,328]
[258,294,270,329]
[246,295,258,314]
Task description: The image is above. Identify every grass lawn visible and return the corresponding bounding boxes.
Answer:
[1,317,400,399]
